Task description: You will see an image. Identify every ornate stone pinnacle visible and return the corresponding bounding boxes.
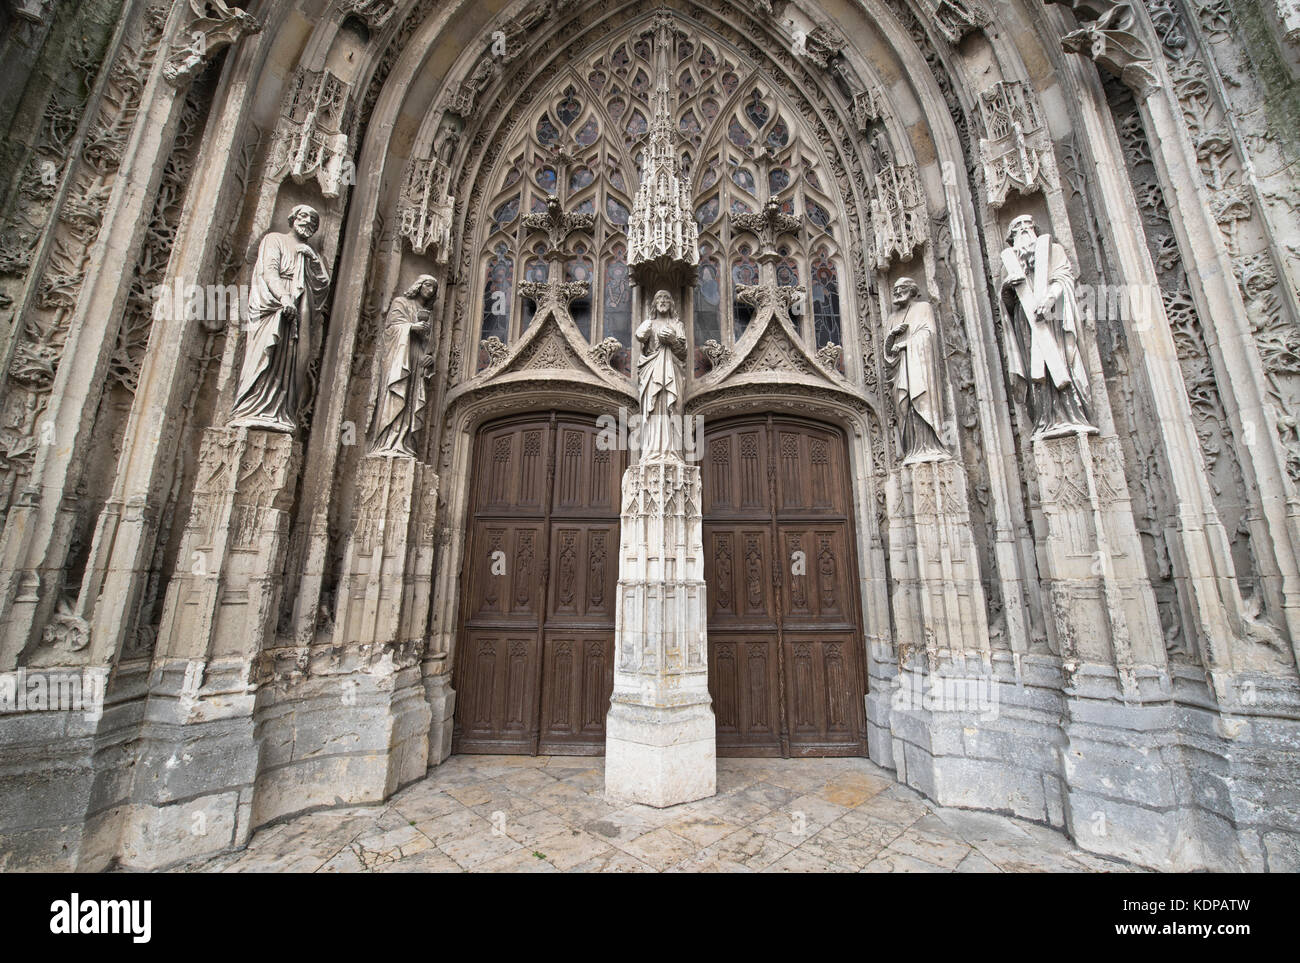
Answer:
[628,9,699,283]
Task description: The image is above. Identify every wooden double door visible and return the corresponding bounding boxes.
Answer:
[703,416,868,756]
[452,413,624,755]
[452,412,867,758]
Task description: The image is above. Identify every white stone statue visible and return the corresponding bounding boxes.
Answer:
[635,289,688,460]
[998,214,1095,437]
[883,277,949,462]
[367,275,438,456]
[230,205,331,432]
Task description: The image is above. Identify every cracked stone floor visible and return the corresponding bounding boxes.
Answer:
[185,755,1140,873]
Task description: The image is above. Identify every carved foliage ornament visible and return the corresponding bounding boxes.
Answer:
[1046,0,1160,98]
[164,0,261,87]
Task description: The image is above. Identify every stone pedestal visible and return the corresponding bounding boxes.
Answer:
[331,455,439,651]
[1031,432,1163,680]
[122,427,300,867]
[605,458,715,807]
[887,457,990,662]
[249,454,439,828]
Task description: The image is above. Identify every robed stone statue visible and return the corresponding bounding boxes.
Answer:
[230,205,331,432]
[367,275,438,456]
[883,277,949,463]
[999,215,1096,437]
[635,289,688,460]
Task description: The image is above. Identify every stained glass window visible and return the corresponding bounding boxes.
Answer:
[811,249,842,350]
[479,243,513,369]
[695,247,721,376]
[474,31,850,381]
[567,245,594,339]
[603,243,632,375]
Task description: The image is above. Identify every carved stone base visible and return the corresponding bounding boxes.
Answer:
[604,459,715,806]
[250,665,431,829]
[887,458,990,659]
[1031,432,1163,675]
[424,671,456,766]
[155,427,301,665]
[605,701,717,807]
[331,455,439,648]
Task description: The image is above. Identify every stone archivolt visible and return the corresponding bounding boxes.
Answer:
[0,0,1297,875]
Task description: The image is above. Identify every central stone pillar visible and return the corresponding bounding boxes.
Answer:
[605,458,716,807]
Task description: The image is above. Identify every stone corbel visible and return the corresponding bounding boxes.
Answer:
[1046,0,1161,98]
[12,0,52,23]
[164,0,262,88]
[1275,0,1300,47]
[794,23,846,69]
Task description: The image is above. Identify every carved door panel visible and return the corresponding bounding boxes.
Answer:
[454,414,624,755]
[703,417,867,758]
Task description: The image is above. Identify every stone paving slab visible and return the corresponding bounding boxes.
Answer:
[181,755,1141,873]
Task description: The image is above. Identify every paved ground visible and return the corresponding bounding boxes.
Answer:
[188,755,1138,872]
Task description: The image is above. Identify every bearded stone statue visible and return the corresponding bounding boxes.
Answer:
[229,204,331,433]
[999,215,1096,437]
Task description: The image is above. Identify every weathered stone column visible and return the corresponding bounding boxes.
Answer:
[122,425,299,867]
[605,458,715,806]
[248,453,438,828]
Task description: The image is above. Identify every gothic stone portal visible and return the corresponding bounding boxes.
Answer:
[451,412,868,757]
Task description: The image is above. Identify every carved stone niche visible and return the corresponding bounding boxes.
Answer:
[977,81,1061,208]
[268,67,356,199]
[870,164,928,271]
[918,0,992,44]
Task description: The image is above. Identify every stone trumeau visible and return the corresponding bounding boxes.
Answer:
[0,0,1296,875]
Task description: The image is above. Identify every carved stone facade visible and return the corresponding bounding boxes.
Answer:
[0,0,1298,874]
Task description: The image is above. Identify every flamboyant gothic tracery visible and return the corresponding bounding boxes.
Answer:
[0,0,1298,873]
[472,15,851,381]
